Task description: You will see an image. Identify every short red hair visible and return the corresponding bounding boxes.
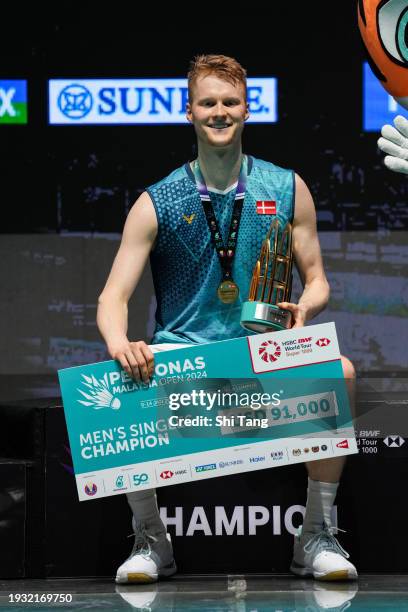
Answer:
[187,54,247,102]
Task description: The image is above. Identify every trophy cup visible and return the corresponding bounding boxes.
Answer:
[240,219,293,333]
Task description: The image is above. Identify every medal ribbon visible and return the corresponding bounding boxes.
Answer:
[193,156,247,281]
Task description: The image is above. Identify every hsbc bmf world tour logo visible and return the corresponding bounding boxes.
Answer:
[248,323,340,374]
[49,78,277,124]
[77,373,121,411]
[0,80,27,124]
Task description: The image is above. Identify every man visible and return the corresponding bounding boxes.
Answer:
[97,54,357,583]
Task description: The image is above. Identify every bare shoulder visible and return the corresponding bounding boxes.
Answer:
[123,190,158,244]
[293,173,316,226]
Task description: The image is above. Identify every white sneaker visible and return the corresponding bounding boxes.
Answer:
[290,525,358,581]
[115,522,177,584]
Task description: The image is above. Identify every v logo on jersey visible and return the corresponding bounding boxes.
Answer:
[182,213,196,224]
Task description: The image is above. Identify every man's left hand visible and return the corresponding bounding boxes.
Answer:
[277,302,308,328]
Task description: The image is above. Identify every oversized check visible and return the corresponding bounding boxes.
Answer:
[58,322,357,501]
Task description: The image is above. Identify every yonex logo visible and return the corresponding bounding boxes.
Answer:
[195,463,216,473]
[182,214,195,224]
[58,84,93,119]
[316,338,331,347]
[258,340,281,363]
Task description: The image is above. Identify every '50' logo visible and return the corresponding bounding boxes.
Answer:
[132,473,149,486]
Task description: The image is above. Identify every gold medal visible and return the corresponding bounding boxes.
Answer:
[217,280,239,304]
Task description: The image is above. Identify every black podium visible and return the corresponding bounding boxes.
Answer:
[0,397,407,577]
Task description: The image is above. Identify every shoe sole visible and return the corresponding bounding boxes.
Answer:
[115,563,177,585]
[290,564,358,581]
[316,569,358,581]
[117,572,158,584]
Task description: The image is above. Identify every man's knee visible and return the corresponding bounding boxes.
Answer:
[340,355,356,380]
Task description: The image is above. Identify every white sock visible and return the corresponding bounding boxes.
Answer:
[126,488,165,536]
[302,478,338,536]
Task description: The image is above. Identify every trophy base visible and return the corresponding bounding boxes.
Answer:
[240,301,292,333]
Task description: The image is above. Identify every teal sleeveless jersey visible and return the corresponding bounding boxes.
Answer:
[146,156,295,345]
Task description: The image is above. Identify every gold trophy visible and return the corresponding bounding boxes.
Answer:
[240,219,293,333]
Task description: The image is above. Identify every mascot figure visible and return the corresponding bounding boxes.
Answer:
[358,0,408,173]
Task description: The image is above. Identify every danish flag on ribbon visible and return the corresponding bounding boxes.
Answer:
[256,200,276,215]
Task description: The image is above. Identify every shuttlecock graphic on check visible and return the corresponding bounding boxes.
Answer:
[77,373,121,410]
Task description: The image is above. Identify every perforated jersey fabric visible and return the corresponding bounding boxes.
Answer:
[146,156,295,345]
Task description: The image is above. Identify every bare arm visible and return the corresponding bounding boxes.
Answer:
[278,173,330,328]
[97,191,158,381]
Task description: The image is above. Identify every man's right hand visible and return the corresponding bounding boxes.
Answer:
[108,340,155,383]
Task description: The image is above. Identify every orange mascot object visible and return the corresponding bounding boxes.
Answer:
[358,0,408,107]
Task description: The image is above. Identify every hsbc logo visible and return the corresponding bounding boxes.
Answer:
[384,435,405,448]
[316,338,331,347]
[160,468,188,479]
[160,470,174,480]
[336,440,349,449]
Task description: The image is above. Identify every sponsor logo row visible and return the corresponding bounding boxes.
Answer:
[82,441,346,496]
[0,79,277,125]
[4,64,404,131]
[291,439,349,457]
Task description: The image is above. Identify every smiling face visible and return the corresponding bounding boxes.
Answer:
[186,74,249,150]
